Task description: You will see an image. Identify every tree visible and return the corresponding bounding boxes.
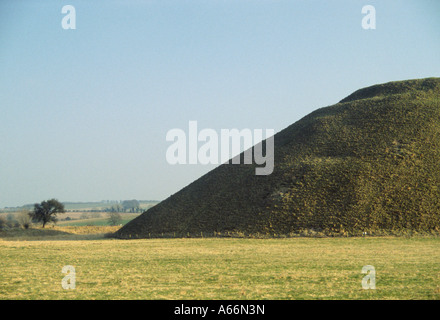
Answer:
[6,213,14,223]
[17,210,32,229]
[31,199,65,228]
[0,216,6,230]
[122,200,140,213]
[5,213,18,228]
[110,204,123,212]
[80,212,90,220]
[90,212,101,219]
[107,212,122,226]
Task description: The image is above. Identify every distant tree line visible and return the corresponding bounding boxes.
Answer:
[1,200,157,214]
[108,200,141,213]
[0,210,32,230]
[0,199,65,229]
[0,199,151,230]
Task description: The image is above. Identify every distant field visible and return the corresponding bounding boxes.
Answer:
[1,211,141,227]
[0,200,158,217]
[57,213,140,227]
[56,201,157,211]
[0,227,439,300]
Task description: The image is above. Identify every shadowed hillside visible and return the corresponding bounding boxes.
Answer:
[115,78,440,238]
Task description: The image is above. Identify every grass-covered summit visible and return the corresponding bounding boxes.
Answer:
[115,78,440,238]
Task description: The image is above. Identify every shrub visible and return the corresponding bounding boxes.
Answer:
[17,210,32,229]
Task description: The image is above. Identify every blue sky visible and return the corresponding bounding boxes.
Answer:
[1,0,439,207]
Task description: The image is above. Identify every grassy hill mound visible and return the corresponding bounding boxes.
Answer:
[115,78,440,238]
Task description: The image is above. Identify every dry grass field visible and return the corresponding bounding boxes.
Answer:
[0,226,439,300]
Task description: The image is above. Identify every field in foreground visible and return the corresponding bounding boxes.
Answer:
[0,227,439,299]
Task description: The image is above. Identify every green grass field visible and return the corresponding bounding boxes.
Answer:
[0,227,439,300]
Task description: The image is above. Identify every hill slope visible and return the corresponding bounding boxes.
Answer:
[115,78,440,238]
